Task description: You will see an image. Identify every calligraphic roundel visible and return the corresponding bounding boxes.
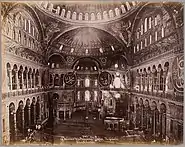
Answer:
[98,71,112,87]
[64,72,77,86]
[172,55,184,93]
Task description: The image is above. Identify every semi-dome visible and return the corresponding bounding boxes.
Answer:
[52,27,125,56]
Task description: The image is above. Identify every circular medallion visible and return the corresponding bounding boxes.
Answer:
[172,55,184,92]
[66,56,74,65]
[98,71,112,86]
[64,72,77,86]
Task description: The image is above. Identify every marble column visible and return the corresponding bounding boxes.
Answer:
[8,69,12,91]
[26,72,28,89]
[21,109,24,136]
[30,74,32,89]
[52,74,55,87]
[15,70,19,90]
[21,72,24,89]
[28,105,31,126]
[153,110,156,136]
[33,104,36,124]
[39,103,42,121]
[13,112,17,141]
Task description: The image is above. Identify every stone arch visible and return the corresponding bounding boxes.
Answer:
[131,2,177,41]
[16,100,24,137]
[72,57,102,70]
[30,97,37,126]
[9,102,16,143]
[5,3,44,41]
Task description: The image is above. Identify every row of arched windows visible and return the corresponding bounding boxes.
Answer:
[12,12,38,39]
[134,26,165,53]
[135,62,170,93]
[77,90,98,102]
[6,63,40,90]
[40,1,137,21]
[134,13,166,53]
[4,12,39,52]
[77,78,98,88]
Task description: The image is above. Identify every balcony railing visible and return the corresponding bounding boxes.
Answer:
[132,89,183,103]
[2,87,47,99]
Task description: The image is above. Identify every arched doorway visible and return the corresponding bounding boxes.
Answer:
[160,103,166,140]
[24,99,31,135]
[36,97,41,123]
[9,102,16,143]
[31,97,36,127]
[16,101,24,140]
[151,101,159,137]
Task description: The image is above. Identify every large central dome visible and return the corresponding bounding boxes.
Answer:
[37,1,139,22]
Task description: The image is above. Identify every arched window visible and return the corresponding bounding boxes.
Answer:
[13,29,16,40]
[91,13,95,20]
[94,91,97,101]
[154,16,157,26]
[137,44,139,51]
[85,13,89,20]
[61,9,66,17]
[132,1,136,6]
[115,8,120,16]
[121,5,126,13]
[77,91,80,100]
[95,79,98,86]
[161,26,165,38]
[141,24,143,35]
[125,2,131,10]
[134,46,136,53]
[79,13,83,20]
[85,77,90,87]
[109,10,114,18]
[77,79,80,86]
[145,38,147,47]
[56,6,60,15]
[24,19,27,31]
[149,35,152,44]
[29,38,31,47]
[28,20,31,33]
[137,31,139,39]
[18,16,22,27]
[85,90,90,101]
[18,31,21,42]
[48,3,53,11]
[155,31,158,41]
[32,27,35,37]
[144,18,148,32]
[141,41,143,49]
[72,12,77,20]
[66,11,71,19]
[149,17,152,29]
[113,73,121,88]
[103,11,108,20]
[97,12,102,20]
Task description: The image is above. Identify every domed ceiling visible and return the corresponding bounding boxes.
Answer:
[38,1,139,21]
[52,27,124,56]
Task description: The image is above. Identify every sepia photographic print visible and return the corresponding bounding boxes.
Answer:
[0,1,184,146]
